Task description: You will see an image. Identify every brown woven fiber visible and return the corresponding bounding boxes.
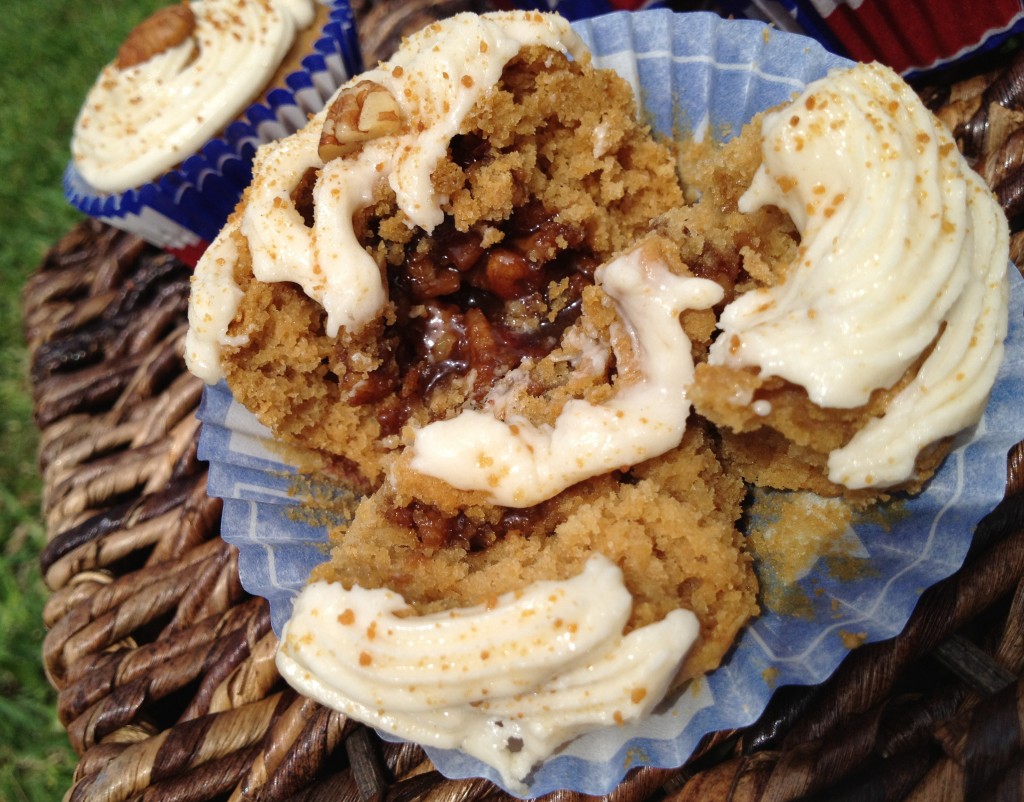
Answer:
[24,11,1024,802]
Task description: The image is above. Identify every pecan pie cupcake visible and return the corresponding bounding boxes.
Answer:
[185,8,1011,794]
[64,0,360,265]
[186,11,762,784]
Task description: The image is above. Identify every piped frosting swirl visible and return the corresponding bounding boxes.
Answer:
[709,62,1009,488]
[277,554,698,792]
[72,0,317,192]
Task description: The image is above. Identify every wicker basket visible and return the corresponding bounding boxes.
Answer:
[25,7,1024,801]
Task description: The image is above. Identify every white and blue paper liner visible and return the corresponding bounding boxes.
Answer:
[63,0,361,266]
[195,9,1024,797]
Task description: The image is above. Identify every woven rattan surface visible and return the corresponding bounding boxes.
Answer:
[24,10,1024,802]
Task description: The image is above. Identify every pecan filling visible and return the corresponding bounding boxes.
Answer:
[386,465,633,552]
[386,501,540,552]
[359,200,601,436]
[285,109,608,450]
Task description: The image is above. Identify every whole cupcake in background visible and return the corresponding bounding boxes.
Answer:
[64,0,360,266]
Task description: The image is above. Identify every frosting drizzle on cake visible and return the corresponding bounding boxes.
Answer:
[247,11,585,337]
[407,243,724,506]
[187,11,588,374]
[183,10,585,378]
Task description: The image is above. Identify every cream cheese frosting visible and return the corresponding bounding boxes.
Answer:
[406,243,724,506]
[72,0,317,193]
[709,62,1009,489]
[185,10,585,370]
[186,223,249,383]
[276,554,699,792]
[185,11,585,381]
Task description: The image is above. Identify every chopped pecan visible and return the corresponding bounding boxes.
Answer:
[116,3,197,70]
[484,248,540,300]
[319,81,403,161]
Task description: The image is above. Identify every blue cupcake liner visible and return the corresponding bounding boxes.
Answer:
[64,0,361,265]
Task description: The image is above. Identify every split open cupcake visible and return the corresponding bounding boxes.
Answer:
[188,8,1023,796]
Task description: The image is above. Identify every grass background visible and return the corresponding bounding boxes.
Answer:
[0,1,164,799]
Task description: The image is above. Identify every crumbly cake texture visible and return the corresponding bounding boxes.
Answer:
[301,121,802,686]
[690,362,951,500]
[221,46,685,485]
[674,120,797,301]
[313,421,757,684]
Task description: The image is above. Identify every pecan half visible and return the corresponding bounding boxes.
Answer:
[319,81,403,162]
[116,3,197,70]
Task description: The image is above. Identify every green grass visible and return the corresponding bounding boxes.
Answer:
[0,2,163,799]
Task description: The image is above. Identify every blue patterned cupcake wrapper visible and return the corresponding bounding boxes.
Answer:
[64,0,362,264]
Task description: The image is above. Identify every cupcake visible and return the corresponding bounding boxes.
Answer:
[64,0,360,265]
[186,11,696,484]
[189,8,1021,797]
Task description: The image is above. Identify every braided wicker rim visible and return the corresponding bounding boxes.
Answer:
[25,17,1024,802]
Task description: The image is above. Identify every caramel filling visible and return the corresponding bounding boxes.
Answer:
[341,199,601,436]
